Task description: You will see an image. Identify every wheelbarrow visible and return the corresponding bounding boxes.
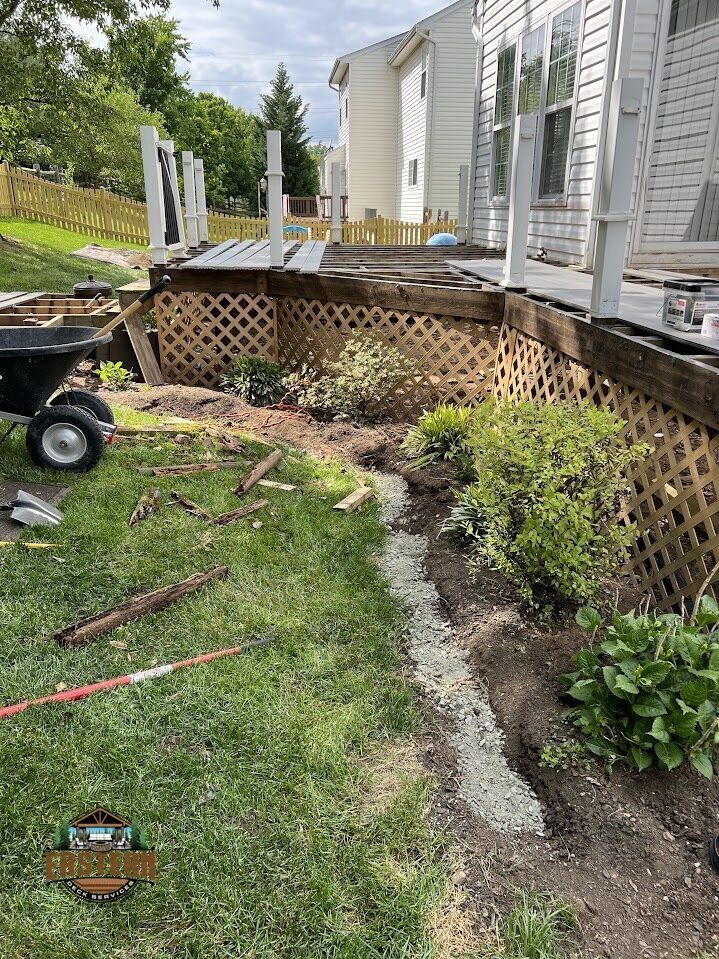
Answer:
[0,275,171,472]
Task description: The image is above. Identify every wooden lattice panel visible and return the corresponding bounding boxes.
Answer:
[277,297,498,416]
[155,291,277,388]
[494,324,719,609]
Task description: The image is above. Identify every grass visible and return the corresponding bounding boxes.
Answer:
[0,217,144,294]
[496,892,578,958]
[0,409,448,958]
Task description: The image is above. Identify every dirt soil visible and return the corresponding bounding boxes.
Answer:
[99,384,719,959]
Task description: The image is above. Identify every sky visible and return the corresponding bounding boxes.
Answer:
[153,0,454,144]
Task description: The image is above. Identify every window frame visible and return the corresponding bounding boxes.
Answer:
[407,158,418,188]
[420,48,428,99]
[489,40,518,203]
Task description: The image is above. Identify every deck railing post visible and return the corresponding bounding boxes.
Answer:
[193,158,209,244]
[457,164,469,244]
[501,115,536,290]
[590,76,643,318]
[266,130,284,268]
[140,125,168,265]
[182,150,200,248]
[331,161,342,244]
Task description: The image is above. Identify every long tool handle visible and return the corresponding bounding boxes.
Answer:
[93,274,171,340]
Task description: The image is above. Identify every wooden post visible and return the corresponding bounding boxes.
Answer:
[457,164,469,244]
[182,150,200,248]
[194,158,209,243]
[266,130,284,268]
[501,115,536,290]
[590,77,643,319]
[331,161,341,244]
[140,125,168,265]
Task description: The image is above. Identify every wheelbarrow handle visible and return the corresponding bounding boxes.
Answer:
[92,275,171,340]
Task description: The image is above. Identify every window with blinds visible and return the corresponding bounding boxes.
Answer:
[539,2,580,198]
[518,25,544,115]
[491,43,516,198]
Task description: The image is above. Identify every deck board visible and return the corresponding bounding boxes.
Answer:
[285,240,317,272]
[179,239,243,268]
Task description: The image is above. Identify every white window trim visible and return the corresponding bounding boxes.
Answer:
[407,158,419,188]
[420,48,428,99]
[489,41,518,204]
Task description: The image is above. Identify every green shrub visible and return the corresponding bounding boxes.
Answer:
[221,356,285,406]
[93,360,135,390]
[561,600,719,778]
[401,403,477,469]
[444,400,647,607]
[299,332,407,421]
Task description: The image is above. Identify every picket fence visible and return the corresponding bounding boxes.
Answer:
[0,164,457,247]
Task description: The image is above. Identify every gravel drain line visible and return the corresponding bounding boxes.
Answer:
[374,472,544,836]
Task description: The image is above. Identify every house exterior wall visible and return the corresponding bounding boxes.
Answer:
[320,145,346,196]
[469,0,662,265]
[396,44,428,220]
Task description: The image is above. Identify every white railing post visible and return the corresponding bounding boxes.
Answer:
[182,150,199,248]
[331,161,342,244]
[266,130,283,268]
[501,115,536,289]
[140,125,168,265]
[589,76,643,318]
[457,164,469,244]
[194,158,208,243]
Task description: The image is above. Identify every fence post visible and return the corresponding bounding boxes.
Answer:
[99,189,112,240]
[140,125,169,265]
[331,162,342,244]
[266,130,284,268]
[182,150,200,248]
[589,76,643,319]
[501,114,536,290]
[457,164,469,244]
[194,158,209,243]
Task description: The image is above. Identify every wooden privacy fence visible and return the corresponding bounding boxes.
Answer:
[0,164,457,246]
[154,284,719,609]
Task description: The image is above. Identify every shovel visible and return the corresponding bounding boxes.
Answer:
[0,489,63,527]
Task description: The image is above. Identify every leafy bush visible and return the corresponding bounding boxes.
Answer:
[221,356,285,406]
[444,400,647,607]
[93,360,135,390]
[401,403,477,469]
[298,332,407,421]
[562,600,719,778]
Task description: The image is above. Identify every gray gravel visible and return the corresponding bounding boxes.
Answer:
[374,472,544,835]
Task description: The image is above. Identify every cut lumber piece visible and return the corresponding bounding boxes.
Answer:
[53,565,229,647]
[137,460,243,476]
[234,450,283,496]
[170,491,211,521]
[124,313,164,386]
[129,488,161,526]
[257,479,296,492]
[211,499,268,527]
[333,486,374,513]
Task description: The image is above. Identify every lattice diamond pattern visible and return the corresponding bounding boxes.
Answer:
[493,324,719,609]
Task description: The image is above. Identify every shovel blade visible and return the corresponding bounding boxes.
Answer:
[11,490,63,527]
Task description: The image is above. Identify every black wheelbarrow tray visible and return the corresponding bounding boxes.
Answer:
[0,325,116,472]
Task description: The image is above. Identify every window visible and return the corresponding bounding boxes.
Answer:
[539,2,580,198]
[420,48,428,99]
[518,25,544,115]
[408,158,418,187]
[491,43,516,198]
[345,98,348,119]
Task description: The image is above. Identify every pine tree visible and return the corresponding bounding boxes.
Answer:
[53,819,70,850]
[253,63,319,208]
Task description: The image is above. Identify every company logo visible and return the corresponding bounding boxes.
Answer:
[45,808,156,902]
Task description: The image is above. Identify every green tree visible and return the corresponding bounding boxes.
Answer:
[252,63,319,208]
[53,819,71,850]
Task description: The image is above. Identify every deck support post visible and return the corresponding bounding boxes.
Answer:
[182,151,200,248]
[331,161,342,244]
[140,125,168,266]
[194,158,209,243]
[590,76,643,319]
[457,164,469,244]
[501,115,536,290]
[266,130,284,268]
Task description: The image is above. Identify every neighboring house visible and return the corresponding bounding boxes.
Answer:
[328,0,477,222]
[468,0,719,269]
[319,145,347,197]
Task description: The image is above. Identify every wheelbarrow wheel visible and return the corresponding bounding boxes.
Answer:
[50,389,114,425]
[26,407,104,473]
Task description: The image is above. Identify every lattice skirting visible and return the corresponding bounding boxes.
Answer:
[155,291,277,388]
[493,324,719,609]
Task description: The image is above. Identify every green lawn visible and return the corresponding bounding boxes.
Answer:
[0,409,448,958]
[0,217,145,294]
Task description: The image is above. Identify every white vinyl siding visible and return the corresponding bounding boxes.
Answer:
[397,44,427,220]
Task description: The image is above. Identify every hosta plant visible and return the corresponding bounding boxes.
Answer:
[561,600,719,778]
[221,356,285,406]
[93,360,135,390]
[401,403,478,471]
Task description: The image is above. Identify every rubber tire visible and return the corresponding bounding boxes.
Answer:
[50,389,114,425]
[26,406,105,473]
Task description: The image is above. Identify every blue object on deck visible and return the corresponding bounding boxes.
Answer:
[283,224,309,235]
[426,232,457,246]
